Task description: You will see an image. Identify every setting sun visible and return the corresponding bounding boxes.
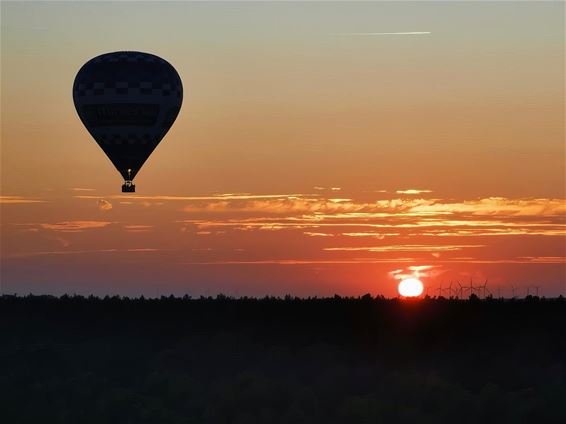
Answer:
[398,278,424,297]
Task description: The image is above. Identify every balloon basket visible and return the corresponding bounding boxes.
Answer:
[122,181,135,193]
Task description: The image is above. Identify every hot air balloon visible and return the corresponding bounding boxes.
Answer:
[73,51,183,192]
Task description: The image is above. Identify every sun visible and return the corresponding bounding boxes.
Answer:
[398,278,424,297]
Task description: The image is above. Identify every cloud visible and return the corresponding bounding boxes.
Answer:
[181,197,411,215]
[97,199,113,211]
[9,248,158,258]
[82,193,564,222]
[176,197,565,242]
[182,217,564,234]
[342,232,400,239]
[123,225,153,232]
[70,192,565,269]
[408,197,566,216]
[179,196,562,220]
[185,258,419,266]
[39,221,113,232]
[409,265,436,272]
[184,256,566,266]
[10,249,117,258]
[52,236,71,248]
[183,200,232,213]
[516,256,566,264]
[437,257,566,264]
[412,228,565,237]
[396,189,433,195]
[346,32,431,36]
[183,197,332,214]
[127,248,158,252]
[324,245,484,253]
[0,196,45,204]
[389,264,441,281]
[76,193,317,201]
[313,187,341,191]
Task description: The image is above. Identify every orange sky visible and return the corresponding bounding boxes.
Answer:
[1,1,564,297]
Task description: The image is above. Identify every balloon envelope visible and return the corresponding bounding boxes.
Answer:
[73,51,183,191]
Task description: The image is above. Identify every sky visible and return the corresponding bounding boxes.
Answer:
[1,1,564,298]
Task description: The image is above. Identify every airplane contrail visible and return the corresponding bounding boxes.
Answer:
[346,32,431,36]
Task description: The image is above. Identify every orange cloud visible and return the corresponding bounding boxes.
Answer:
[313,187,341,191]
[127,248,159,252]
[0,196,45,204]
[185,258,419,265]
[40,221,114,232]
[389,264,442,281]
[396,189,433,194]
[184,257,566,266]
[123,225,153,232]
[76,193,318,201]
[407,197,566,216]
[436,257,566,264]
[97,199,113,211]
[9,248,158,258]
[324,245,484,253]
[342,232,400,239]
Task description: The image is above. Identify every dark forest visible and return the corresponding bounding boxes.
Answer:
[1,294,565,423]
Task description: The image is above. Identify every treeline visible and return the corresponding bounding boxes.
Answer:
[1,294,565,423]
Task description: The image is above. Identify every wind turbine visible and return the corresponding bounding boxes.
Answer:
[444,281,454,299]
[457,281,466,299]
[480,279,490,299]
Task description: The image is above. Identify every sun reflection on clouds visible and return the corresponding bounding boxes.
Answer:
[396,189,433,194]
[389,265,442,284]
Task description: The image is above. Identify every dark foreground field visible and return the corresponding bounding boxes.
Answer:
[1,294,565,424]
